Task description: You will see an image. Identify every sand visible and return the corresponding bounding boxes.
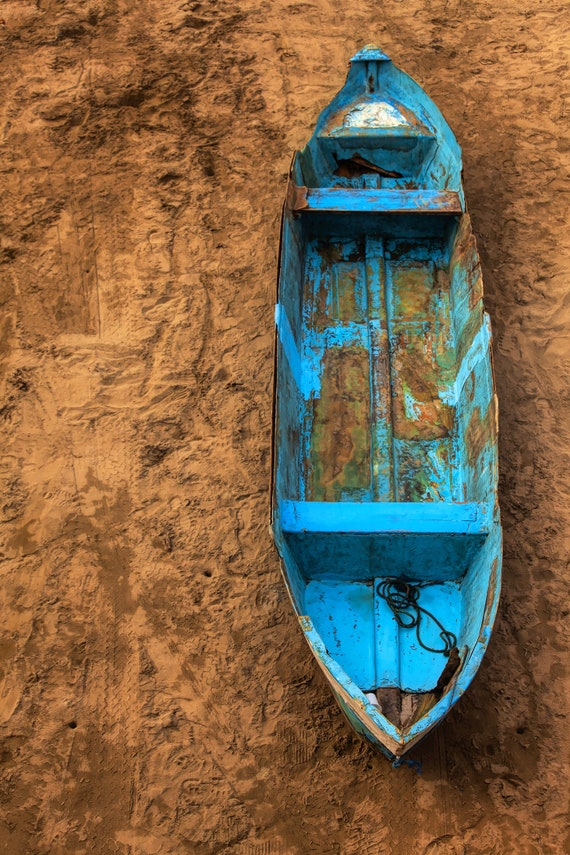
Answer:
[0,0,568,852]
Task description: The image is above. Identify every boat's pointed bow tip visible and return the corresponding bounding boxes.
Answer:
[350,44,391,64]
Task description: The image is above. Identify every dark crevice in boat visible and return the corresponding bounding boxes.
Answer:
[375,687,428,730]
[334,153,403,179]
[370,646,462,730]
[435,645,462,693]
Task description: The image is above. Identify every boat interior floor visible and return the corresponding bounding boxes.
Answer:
[302,233,458,504]
[305,576,462,725]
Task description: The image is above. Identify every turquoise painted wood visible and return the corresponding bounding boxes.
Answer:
[271,46,502,760]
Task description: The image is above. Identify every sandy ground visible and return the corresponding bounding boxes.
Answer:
[0,0,568,852]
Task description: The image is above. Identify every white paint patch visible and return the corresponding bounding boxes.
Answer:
[344,101,409,129]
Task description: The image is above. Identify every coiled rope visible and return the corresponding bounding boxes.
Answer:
[376,579,457,657]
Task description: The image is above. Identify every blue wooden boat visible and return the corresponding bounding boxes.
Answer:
[271,46,502,760]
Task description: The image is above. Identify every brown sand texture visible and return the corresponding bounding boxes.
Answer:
[0,0,569,853]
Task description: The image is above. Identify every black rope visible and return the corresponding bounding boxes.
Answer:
[376,579,457,657]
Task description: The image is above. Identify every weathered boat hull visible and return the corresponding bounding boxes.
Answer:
[271,47,502,759]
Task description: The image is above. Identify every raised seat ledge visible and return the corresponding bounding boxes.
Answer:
[287,186,463,215]
[280,500,490,536]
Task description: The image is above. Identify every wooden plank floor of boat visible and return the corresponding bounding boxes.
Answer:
[301,234,459,505]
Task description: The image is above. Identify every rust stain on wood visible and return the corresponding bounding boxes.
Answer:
[391,327,455,440]
[308,346,371,500]
[451,214,484,311]
[286,178,308,211]
[313,261,366,329]
[396,440,451,502]
[391,266,435,320]
[466,400,494,462]
[312,242,367,330]
[390,264,455,441]
[481,558,500,633]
